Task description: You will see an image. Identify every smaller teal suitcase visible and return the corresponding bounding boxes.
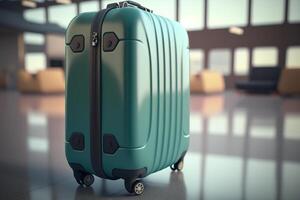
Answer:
[65,1,190,195]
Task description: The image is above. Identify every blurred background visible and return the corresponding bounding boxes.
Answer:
[0,0,300,199]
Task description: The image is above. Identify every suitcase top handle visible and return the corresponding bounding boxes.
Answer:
[107,1,153,13]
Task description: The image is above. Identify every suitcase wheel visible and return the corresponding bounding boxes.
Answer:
[74,170,94,187]
[170,156,185,171]
[124,179,145,195]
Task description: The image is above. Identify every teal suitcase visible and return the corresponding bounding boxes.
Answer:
[65,1,190,195]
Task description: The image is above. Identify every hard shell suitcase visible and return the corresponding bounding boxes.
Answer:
[65,1,190,195]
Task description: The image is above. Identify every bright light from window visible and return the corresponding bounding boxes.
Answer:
[24,32,45,45]
[251,0,284,25]
[23,8,46,24]
[253,47,278,67]
[234,48,249,75]
[288,0,300,23]
[79,0,99,13]
[208,0,248,29]
[209,49,231,75]
[48,4,77,28]
[190,49,204,75]
[25,53,46,74]
[179,0,204,30]
[102,0,176,20]
[286,46,300,68]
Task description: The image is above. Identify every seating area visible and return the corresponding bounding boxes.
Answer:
[235,67,281,93]
[234,67,300,95]
[190,67,300,96]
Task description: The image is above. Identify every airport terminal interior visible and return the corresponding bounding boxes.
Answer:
[0,0,300,199]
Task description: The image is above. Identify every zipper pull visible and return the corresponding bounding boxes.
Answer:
[92,32,98,47]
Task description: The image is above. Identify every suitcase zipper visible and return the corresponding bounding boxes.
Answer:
[91,32,98,47]
[89,0,152,180]
[89,8,114,180]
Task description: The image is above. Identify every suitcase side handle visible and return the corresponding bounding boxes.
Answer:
[107,1,153,13]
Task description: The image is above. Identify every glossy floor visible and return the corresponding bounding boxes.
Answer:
[0,91,300,200]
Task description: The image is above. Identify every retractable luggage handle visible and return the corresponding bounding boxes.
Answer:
[107,1,153,13]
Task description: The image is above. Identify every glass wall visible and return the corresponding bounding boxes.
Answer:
[24,32,45,45]
[286,46,300,68]
[79,0,99,13]
[48,4,77,28]
[234,48,249,75]
[102,0,176,20]
[190,49,204,75]
[288,0,300,23]
[253,47,278,67]
[25,53,46,73]
[23,8,46,24]
[23,8,47,73]
[22,0,300,78]
[208,0,248,28]
[179,0,204,30]
[251,0,285,25]
[208,49,231,75]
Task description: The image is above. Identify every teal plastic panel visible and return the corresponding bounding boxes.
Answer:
[65,7,189,178]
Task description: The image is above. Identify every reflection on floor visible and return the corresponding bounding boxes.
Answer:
[0,91,300,200]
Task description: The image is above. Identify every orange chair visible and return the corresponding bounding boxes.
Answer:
[278,68,300,95]
[17,68,65,94]
[190,70,225,94]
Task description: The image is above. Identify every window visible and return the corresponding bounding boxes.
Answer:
[25,53,46,73]
[48,4,77,28]
[179,0,204,30]
[23,8,46,24]
[288,0,300,23]
[79,0,99,13]
[24,32,45,45]
[234,48,249,75]
[207,0,248,29]
[102,0,176,20]
[190,49,204,75]
[251,0,285,25]
[286,46,300,68]
[208,49,231,75]
[253,47,278,67]
[102,0,118,8]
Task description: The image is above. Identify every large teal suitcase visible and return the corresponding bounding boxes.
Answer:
[65,1,190,195]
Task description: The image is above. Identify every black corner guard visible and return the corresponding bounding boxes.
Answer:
[70,132,85,151]
[112,167,147,180]
[103,134,119,154]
